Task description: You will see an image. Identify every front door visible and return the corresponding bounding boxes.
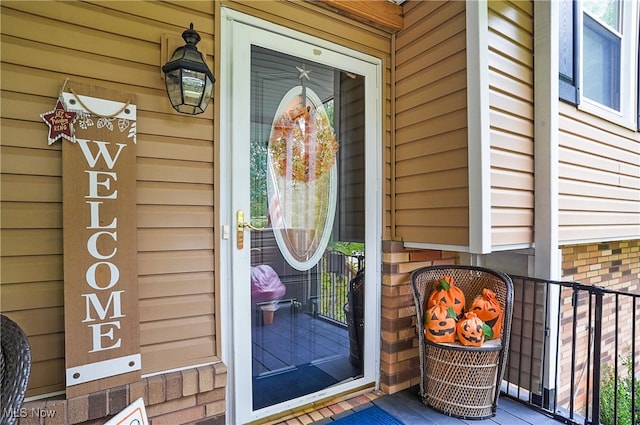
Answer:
[220,9,382,424]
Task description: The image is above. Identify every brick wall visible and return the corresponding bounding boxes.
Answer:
[562,240,640,291]
[379,241,458,394]
[557,239,640,414]
[18,364,226,425]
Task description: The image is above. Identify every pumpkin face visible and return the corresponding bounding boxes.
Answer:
[457,312,485,346]
[427,276,466,318]
[424,301,457,343]
[470,288,503,339]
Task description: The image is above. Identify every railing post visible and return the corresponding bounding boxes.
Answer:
[591,286,604,425]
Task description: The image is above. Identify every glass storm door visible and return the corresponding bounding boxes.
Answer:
[222,10,382,424]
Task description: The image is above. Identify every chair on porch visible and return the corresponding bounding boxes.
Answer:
[1,314,32,425]
[411,265,513,419]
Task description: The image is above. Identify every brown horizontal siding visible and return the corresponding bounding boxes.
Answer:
[558,102,640,242]
[392,225,469,246]
[395,69,467,117]
[394,108,467,147]
[0,0,217,397]
[488,0,534,248]
[395,147,467,177]
[1,0,393,399]
[394,128,467,161]
[393,0,468,246]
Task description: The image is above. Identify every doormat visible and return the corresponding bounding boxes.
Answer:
[331,405,404,424]
[252,363,338,410]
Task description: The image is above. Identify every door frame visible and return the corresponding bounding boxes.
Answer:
[218,6,383,424]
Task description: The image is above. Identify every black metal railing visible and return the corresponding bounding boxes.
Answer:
[503,275,639,425]
[317,251,363,325]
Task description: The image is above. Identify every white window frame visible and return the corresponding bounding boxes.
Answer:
[577,0,639,129]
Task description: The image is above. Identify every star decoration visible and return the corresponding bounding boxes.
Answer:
[40,99,78,145]
[296,65,312,81]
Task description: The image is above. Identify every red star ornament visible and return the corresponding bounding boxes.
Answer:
[40,99,78,145]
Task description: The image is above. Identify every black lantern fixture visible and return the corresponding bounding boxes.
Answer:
[162,23,215,115]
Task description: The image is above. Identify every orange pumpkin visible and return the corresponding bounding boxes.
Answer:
[426,276,466,318]
[470,288,503,339]
[456,312,486,347]
[424,301,457,343]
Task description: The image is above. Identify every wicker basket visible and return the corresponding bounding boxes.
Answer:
[411,266,513,419]
[423,340,501,418]
[1,315,31,425]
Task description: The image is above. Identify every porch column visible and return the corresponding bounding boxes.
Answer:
[533,0,561,408]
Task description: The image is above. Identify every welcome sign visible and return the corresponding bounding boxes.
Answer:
[54,82,140,397]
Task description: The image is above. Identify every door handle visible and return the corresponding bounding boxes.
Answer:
[236,210,265,249]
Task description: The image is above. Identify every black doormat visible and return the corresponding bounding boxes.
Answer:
[252,363,338,410]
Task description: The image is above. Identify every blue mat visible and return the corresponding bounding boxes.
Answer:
[252,363,338,409]
[331,405,404,424]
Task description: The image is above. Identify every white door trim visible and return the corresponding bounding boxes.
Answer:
[219,7,383,425]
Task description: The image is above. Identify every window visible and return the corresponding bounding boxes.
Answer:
[559,0,640,130]
[583,10,620,110]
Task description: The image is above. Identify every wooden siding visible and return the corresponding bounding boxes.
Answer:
[488,0,535,248]
[393,1,469,246]
[0,0,217,396]
[558,102,640,242]
[1,0,392,398]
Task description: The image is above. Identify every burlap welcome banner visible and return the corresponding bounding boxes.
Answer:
[47,81,140,397]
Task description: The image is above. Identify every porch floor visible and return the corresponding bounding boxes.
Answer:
[252,301,357,375]
[253,309,564,425]
[252,302,363,410]
[265,385,564,424]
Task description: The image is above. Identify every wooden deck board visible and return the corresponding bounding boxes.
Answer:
[253,309,563,424]
[370,387,563,424]
[252,307,353,375]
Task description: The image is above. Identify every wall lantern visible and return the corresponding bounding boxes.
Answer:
[162,23,215,115]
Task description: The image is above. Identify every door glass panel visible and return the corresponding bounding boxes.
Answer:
[250,46,365,410]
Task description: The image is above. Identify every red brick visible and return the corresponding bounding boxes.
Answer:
[409,250,442,262]
[196,388,224,405]
[204,400,225,417]
[88,392,107,420]
[164,372,182,401]
[145,395,196,417]
[108,386,128,415]
[197,366,214,392]
[147,375,166,405]
[212,364,227,389]
[67,395,89,424]
[182,368,199,396]
[327,403,344,414]
[318,407,333,417]
[150,405,205,425]
[43,400,66,425]
[17,401,45,425]
[382,240,405,253]
[129,379,147,405]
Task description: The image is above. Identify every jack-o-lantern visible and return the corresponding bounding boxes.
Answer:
[470,288,503,339]
[424,301,457,343]
[456,312,487,347]
[426,276,466,318]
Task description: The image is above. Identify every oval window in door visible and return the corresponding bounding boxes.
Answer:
[267,86,338,271]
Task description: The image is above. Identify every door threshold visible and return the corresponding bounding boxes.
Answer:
[252,383,380,425]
